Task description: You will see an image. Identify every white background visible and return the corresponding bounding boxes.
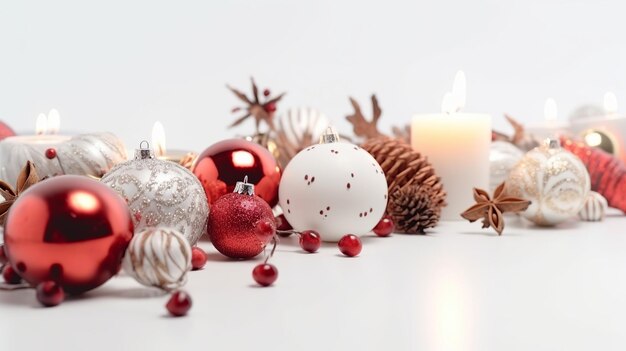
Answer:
[1,0,625,151]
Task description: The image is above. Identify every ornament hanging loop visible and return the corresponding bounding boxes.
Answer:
[135,140,155,160]
[319,126,340,144]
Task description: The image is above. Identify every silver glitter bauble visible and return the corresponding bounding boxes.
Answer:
[578,191,608,222]
[489,141,524,193]
[122,227,192,290]
[507,139,590,226]
[0,132,127,185]
[101,142,209,245]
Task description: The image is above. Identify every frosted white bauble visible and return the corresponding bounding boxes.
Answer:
[507,139,591,226]
[489,141,524,193]
[279,137,388,242]
[122,227,192,290]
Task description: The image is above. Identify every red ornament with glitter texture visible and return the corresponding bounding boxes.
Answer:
[207,177,276,259]
[560,136,626,213]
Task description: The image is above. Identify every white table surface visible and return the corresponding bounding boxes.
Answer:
[2,210,626,351]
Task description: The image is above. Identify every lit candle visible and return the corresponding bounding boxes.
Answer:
[151,121,197,166]
[526,98,569,140]
[0,109,127,184]
[411,71,492,220]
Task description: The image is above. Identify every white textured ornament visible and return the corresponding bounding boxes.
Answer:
[507,139,591,226]
[279,128,388,242]
[101,143,209,245]
[122,227,192,290]
[0,132,127,185]
[489,141,524,193]
[578,191,608,222]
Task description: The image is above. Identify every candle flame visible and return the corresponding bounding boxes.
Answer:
[451,70,466,111]
[35,113,47,135]
[47,108,60,134]
[441,92,456,114]
[544,98,558,121]
[152,121,166,157]
[584,131,602,147]
[604,92,618,113]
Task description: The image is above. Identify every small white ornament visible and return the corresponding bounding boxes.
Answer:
[279,127,388,242]
[122,227,192,290]
[101,142,209,245]
[578,191,608,222]
[507,139,591,226]
[489,141,524,193]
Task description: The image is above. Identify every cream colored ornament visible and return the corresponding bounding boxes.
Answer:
[578,191,608,222]
[122,227,192,290]
[489,141,524,193]
[279,127,388,242]
[507,139,590,226]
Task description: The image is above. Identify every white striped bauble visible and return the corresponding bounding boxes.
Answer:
[578,191,608,222]
[122,227,192,290]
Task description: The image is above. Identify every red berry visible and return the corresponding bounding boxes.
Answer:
[36,281,65,307]
[166,290,192,317]
[263,88,271,97]
[299,230,321,253]
[338,234,362,257]
[255,219,275,241]
[191,247,208,271]
[252,263,278,287]
[45,148,57,159]
[373,216,395,237]
[264,102,277,113]
[2,265,22,284]
[0,244,7,265]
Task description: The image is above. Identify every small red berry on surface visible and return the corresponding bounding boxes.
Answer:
[36,281,65,307]
[338,234,362,257]
[166,290,192,317]
[2,265,22,284]
[191,247,208,271]
[299,230,321,253]
[373,216,395,237]
[252,263,278,287]
[45,148,57,159]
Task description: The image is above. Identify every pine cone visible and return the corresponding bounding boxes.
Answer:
[389,184,442,234]
[361,136,446,211]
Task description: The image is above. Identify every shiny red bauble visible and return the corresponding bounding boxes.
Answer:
[207,192,276,259]
[252,263,278,286]
[193,139,281,206]
[3,176,134,294]
[191,247,208,271]
[299,230,321,253]
[0,121,15,140]
[338,234,362,257]
[36,281,65,307]
[2,265,22,284]
[373,216,395,237]
[167,290,192,317]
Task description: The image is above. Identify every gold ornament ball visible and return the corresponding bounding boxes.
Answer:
[506,139,590,226]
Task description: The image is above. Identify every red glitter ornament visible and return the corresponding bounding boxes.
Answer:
[191,247,208,271]
[338,234,362,257]
[36,281,65,307]
[207,177,276,259]
[193,139,281,206]
[299,230,321,253]
[561,136,626,213]
[3,176,134,294]
[45,148,57,159]
[2,265,22,284]
[252,263,278,286]
[166,290,192,317]
[373,216,395,237]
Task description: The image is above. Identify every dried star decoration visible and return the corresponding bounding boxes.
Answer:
[346,95,385,140]
[460,182,530,235]
[0,161,41,225]
[227,77,286,133]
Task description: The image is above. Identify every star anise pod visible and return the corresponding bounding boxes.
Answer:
[460,182,530,235]
[0,161,40,225]
[227,77,286,133]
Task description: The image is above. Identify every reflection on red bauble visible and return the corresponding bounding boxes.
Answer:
[193,139,281,206]
[3,175,134,294]
[0,121,15,140]
[207,192,275,259]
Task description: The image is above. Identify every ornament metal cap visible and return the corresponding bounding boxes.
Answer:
[234,176,255,196]
[135,140,155,160]
[544,138,561,149]
[319,126,340,144]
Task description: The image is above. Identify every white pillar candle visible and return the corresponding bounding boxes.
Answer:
[411,72,492,220]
